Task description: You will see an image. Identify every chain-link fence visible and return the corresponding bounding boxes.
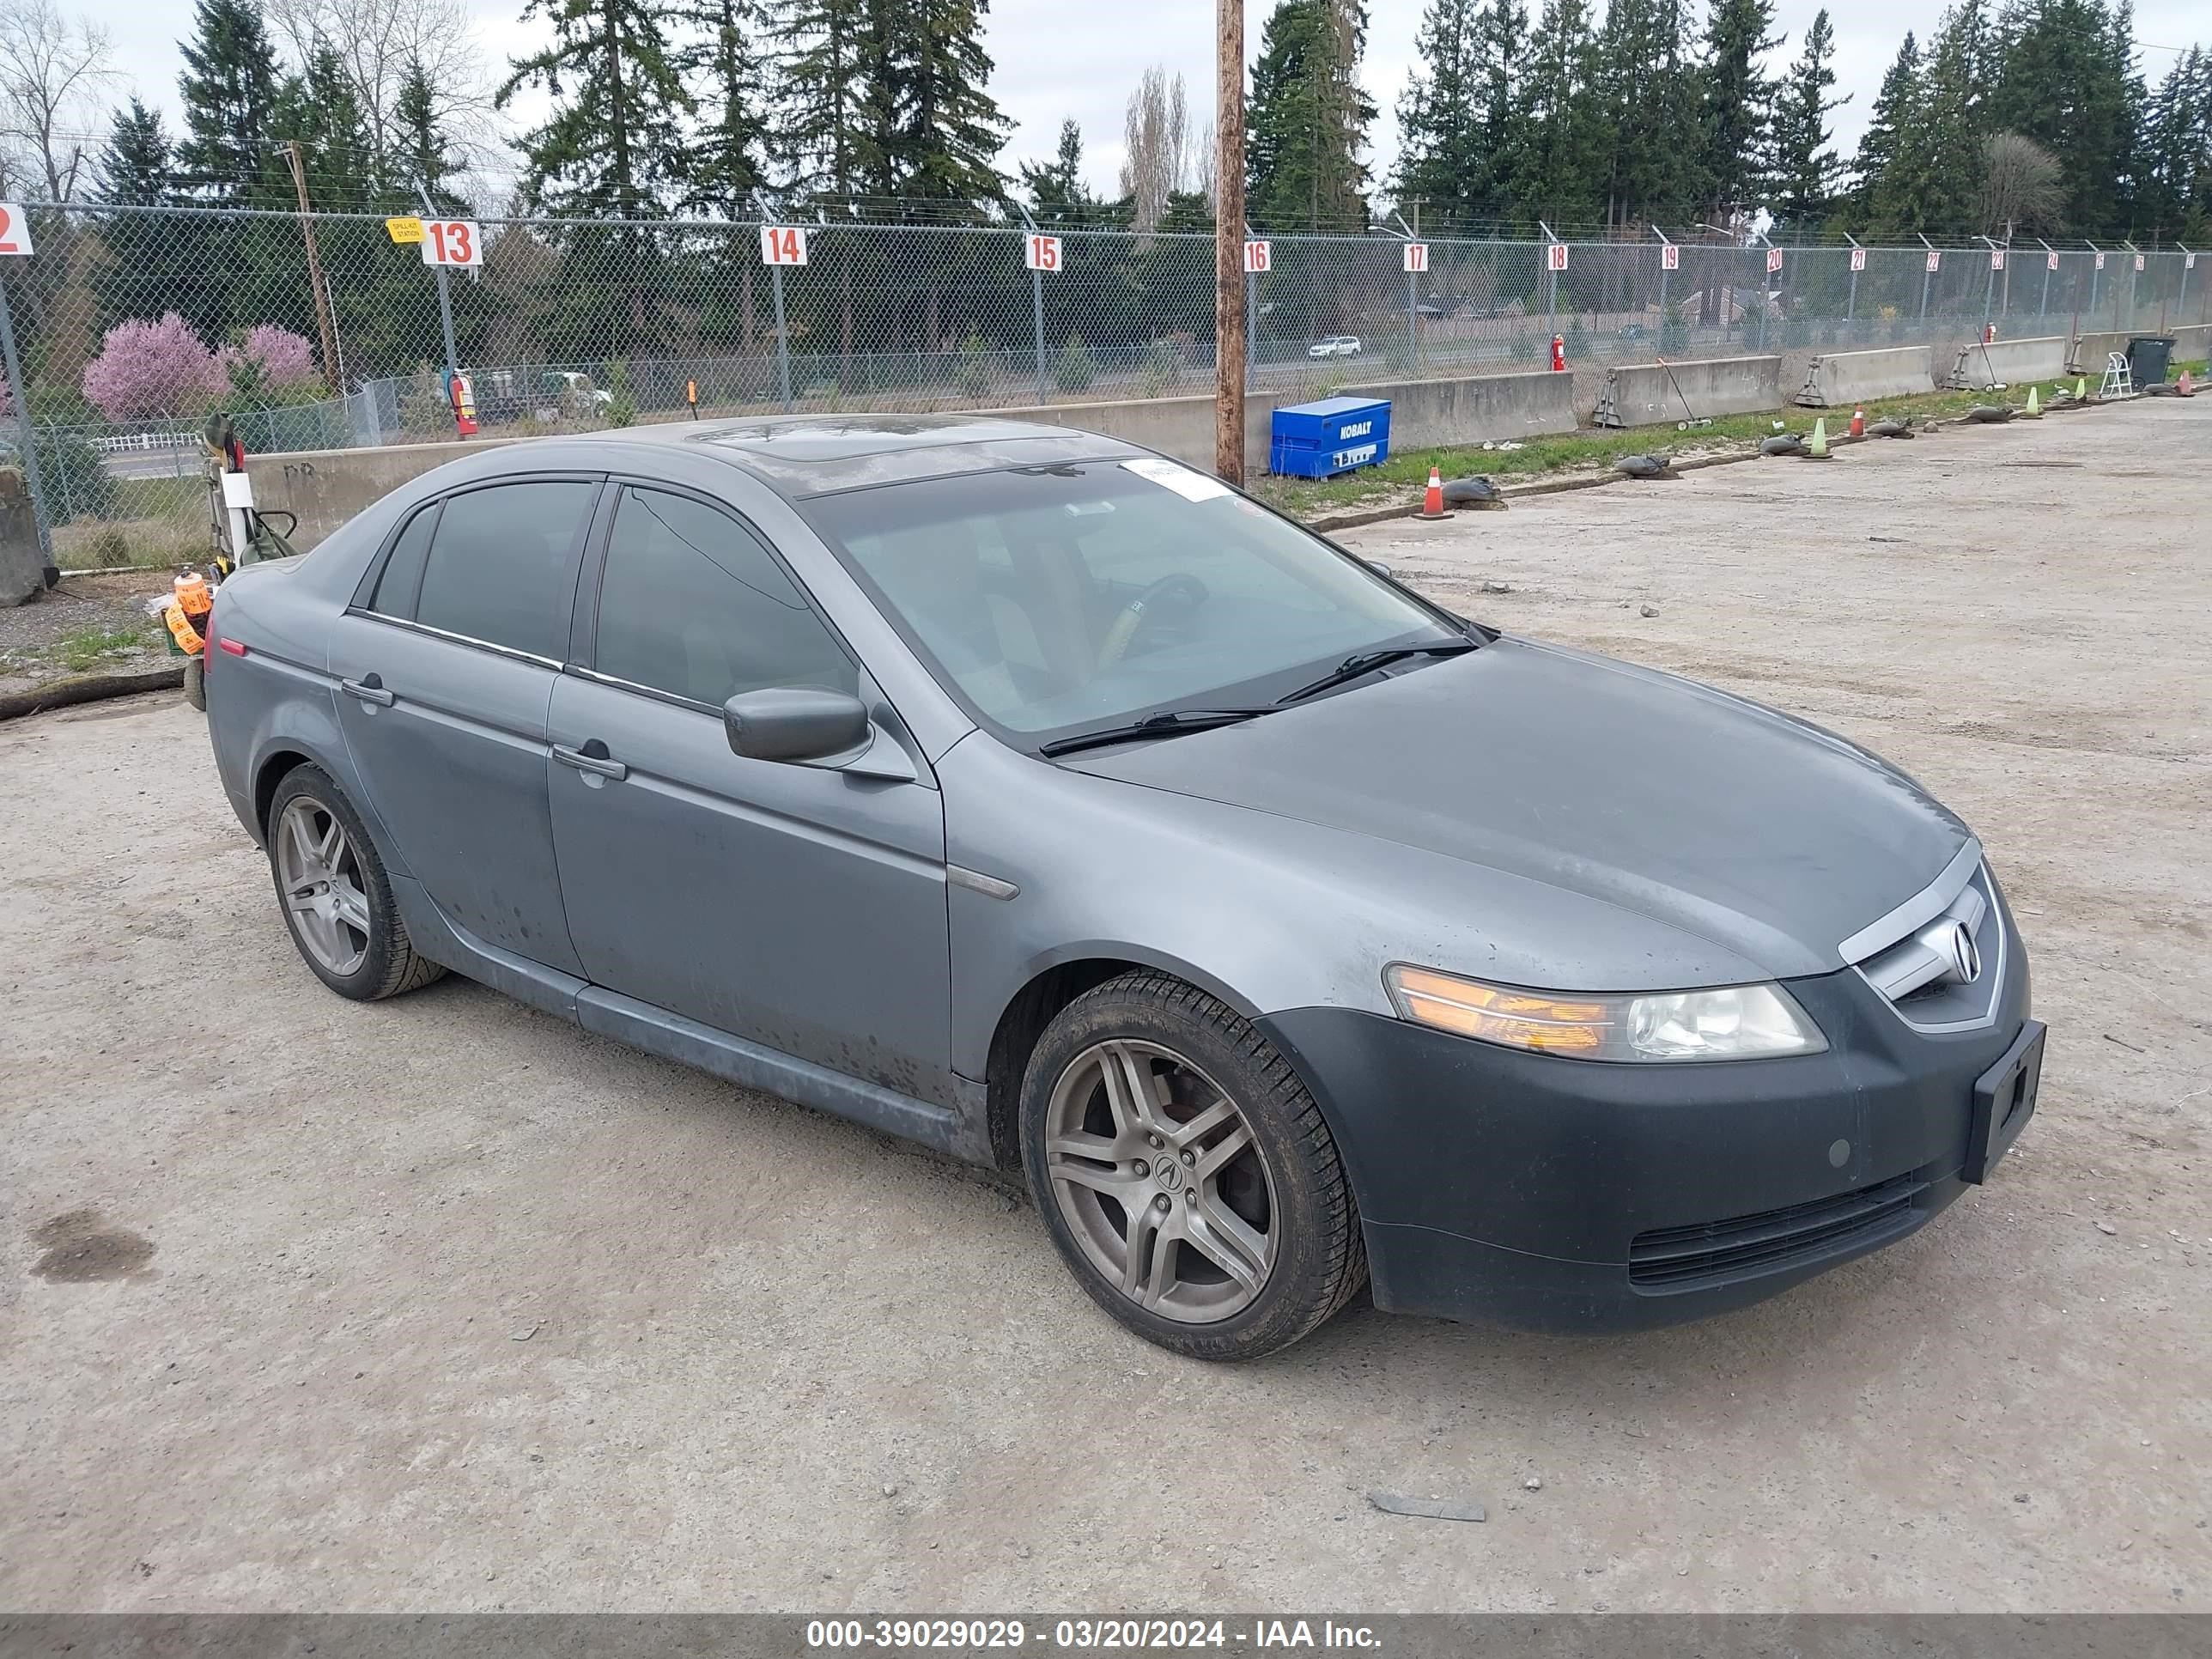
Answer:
[2,199,2206,565]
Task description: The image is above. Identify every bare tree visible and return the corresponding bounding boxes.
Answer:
[264,0,494,179]
[1120,64,1191,233]
[0,0,113,200]
[1978,132,2063,236]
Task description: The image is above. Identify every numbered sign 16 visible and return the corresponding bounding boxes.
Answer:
[1661,243,1680,271]
[1546,242,1569,273]
[761,226,809,266]
[1849,246,1867,272]
[1243,240,1271,275]
[1924,250,1942,273]
[420,219,481,267]
[1403,242,1428,274]
[2046,250,2061,270]
[1990,248,2006,270]
[0,202,35,257]
[1765,246,1784,275]
[1024,234,1061,272]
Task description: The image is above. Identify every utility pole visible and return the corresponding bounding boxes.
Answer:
[284,141,343,393]
[1213,0,1247,485]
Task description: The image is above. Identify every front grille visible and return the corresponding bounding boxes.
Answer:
[1628,1171,1927,1291]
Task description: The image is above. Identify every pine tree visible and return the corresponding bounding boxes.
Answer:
[1507,0,1603,227]
[1468,0,1527,220]
[1395,0,1485,224]
[883,0,1011,203]
[498,0,694,216]
[1875,0,1990,235]
[1767,9,1848,231]
[1247,0,1375,229]
[1847,31,1918,211]
[769,0,865,199]
[2135,47,2211,239]
[174,0,283,205]
[1696,0,1780,216]
[1591,0,1699,228]
[1020,120,1093,224]
[683,0,771,216]
[1987,0,2139,235]
[392,58,468,211]
[273,45,374,207]
[97,98,173,205]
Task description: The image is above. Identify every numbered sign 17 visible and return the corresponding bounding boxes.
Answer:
[420,219,481,267]
[761,226,809,266]
[1546,242,1569,273]
[1243,240,1271,275]
[1403,242,1428,274]
[1849,246,1867,272]
[1765,246,1784,275]
[1661,243,1680,271]
[1024,234,1061,272]
[0,202,35,257]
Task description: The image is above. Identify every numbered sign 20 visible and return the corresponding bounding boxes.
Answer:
[1661,243,1680,271]
[0,203,33,257]
[761,226,809,266]
[1849,246,1867,272]
[1024,234,1061,272]
[1924,250,1942,273]
[1243,240,1271,275]
[1765,246,1784,276]
[1546,242,1569,273]
[1403,242,1428,274]
[420,219,481,267]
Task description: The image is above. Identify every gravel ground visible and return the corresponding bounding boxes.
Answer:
[0,573,173,696]
[3,395,2209,1614]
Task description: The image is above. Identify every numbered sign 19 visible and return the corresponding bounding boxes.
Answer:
[2047,250,2061,270]
[1661,243,1680,271]
[1849,246,1867,272]
[1924,250,1942,273]
[761,226,809,266]
[1546,242,1569,273]
[1243,240,1271,275]
[0,202,34,257]
[1990,248,2006,270]
[1403,242,1428,274]
[1024,234,1061,272]
[1765,246,1784,276]
[420,219,481,267]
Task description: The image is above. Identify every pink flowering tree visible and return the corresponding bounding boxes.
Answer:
[81,313,220,420]
[216,325,319,395]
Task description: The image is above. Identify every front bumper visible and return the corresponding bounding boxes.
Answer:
[1258,951,2034,1334]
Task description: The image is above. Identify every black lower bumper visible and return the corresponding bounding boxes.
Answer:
[1258,963,2035,1334]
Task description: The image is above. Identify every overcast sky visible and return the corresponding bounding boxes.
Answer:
[71,0,2210,206]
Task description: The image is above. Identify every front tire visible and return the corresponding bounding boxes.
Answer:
[1019,971,1365,1360]
[266,765,445,1001]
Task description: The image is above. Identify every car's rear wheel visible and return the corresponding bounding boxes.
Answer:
[266,765,445,1001]
[1019,971,1365,1360]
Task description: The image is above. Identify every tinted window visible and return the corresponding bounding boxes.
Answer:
[593,488,857,706]
[368,502,438,617]
[414,481,594,659]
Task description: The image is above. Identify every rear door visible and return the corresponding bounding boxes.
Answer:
[328,475,600,975]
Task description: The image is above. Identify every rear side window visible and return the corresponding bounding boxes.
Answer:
[414,481,595,659]
[592,488,857,707]
[368,503,438,617]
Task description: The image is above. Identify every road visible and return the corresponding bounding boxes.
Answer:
[3,396,2209,1613]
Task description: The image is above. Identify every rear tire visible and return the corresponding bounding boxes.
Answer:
[182,655,205,711]
[265,764,445,1001]
[1019,971,1365,1360]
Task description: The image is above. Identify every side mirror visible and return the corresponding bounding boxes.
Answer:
[1366,559,1395,578]
[724,687,871,763]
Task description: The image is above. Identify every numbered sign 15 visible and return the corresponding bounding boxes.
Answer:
[1849,246,1867,271]
[1403,242,1428,274]
[761,226,809,266]
[0,202,34,257]
[1661,243,1680,271]
[1765,247,1784,275]
[1924,250,1942,273]
[1990,249,2006,270]
[421,219,481,267]
[1024,234,1061,272]
[1243,240,1271,275]
[1546,242,1569,273]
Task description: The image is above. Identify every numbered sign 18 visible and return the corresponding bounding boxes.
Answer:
[420,219,481,267]
[1546,242,1569,273]
[1765,246,1784,275]
[1990,248,2006,270]
[2046,250,2061,270]
[1403,242,1428,274]
[1924,250,1942,273]
[0,202,35,257]
[761,226,809,266]
[1024,234,1061,272]
[1243,240,1271,274]
[1661,243,1680,271]
[1849,246,1867,272]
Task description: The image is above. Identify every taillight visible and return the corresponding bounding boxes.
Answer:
[219,637,246,655]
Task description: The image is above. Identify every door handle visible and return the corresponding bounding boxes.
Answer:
[553,742,629,781]
[341,675,395,707]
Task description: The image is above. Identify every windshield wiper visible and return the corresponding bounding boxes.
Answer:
[1277,639,1480,705]
[1037,708,1275,758]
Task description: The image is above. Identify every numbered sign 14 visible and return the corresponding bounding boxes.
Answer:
[0,202,33,256]
[1403,242,1428,274]
[420,219,481,267]
[1024,234,1061,272]
[761,226,809,266]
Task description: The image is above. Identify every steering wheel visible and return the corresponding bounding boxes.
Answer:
[1099,574,1210,669]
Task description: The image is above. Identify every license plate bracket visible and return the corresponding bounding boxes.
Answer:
[1966,1019,2045,1185]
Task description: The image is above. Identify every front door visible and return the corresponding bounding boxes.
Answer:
[547,483,954,1103]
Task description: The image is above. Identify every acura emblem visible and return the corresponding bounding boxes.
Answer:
[1946,921,1982,985]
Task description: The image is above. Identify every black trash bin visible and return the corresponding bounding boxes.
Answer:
[2126,335,2173,387]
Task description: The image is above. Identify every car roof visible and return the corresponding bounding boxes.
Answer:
[574,412,1147,498]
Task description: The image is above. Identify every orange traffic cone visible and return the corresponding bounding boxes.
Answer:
[1419,466,1449,520]
[2179,368,2196,398]
[1849,406,1866,439]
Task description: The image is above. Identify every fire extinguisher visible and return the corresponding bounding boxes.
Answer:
[1983,323,1998,344]
[448,369,478,437]
[1550,333,1566,372]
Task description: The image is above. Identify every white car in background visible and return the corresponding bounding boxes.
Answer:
[1307,336,1363,361]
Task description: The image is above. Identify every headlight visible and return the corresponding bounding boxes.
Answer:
[1383,965,1826,1062]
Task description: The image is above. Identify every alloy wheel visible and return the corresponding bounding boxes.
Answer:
[275,796,372,977]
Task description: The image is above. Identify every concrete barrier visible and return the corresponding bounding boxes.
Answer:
[1593,354,1783,428]
[246,436,518,550]
[1,467,41,605]
[1795,345,1935,407]
[2067,331,2131,375]
[2166,322,2211,363]
[1348,368,1577,448]
[1943,335,2069,389]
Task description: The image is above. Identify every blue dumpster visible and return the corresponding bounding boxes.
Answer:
[1268,396,1391,478]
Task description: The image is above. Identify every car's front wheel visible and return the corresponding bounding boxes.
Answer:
[1019,971,1366,1360]
[265,765,445,1001]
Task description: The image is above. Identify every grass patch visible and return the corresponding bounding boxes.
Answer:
[1255,381,2044,519]
[47,622,161,673]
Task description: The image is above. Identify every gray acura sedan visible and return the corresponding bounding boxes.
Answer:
[204,416,2044,1359]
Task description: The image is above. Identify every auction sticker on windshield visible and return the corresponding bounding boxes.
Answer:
[1122,458,1231,502]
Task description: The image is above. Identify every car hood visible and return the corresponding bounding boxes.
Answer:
[1066,635,1971,983]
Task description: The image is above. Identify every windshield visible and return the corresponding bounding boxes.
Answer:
[802,459,1462,742]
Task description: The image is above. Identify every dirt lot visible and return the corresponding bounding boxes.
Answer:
[3,397,2209,1614]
